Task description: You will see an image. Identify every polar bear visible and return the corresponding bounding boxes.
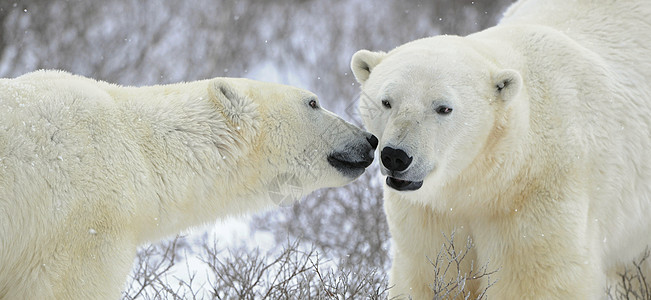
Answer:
[0,70,377,299]
[351,0,651,298]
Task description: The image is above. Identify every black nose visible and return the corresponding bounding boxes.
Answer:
[367,135,378,149]
[381,147,412,172]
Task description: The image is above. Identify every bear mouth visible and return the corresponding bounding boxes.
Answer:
[327,152,373,178]
[386,177,423,191]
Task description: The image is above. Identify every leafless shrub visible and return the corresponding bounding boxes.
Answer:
[123,236,199,300]
[427,232,497,300]
[201,239,314,299]
[608,249,651,300]
[121,228,503,299]
[123,237,390,300]
[199,238,391,299]
[309,253,390,299]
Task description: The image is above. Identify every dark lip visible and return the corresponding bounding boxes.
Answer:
[327,154,372,178]
[386,177,423,191]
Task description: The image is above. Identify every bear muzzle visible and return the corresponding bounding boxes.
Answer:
[380,146,424,191]
[327,134,377,178]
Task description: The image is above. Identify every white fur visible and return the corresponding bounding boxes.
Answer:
[352,0,651,298]
[0,70,372,299]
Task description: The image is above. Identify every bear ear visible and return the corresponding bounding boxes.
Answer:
[493,69,522,103]
[351,50,386,84]
[210,80,259,131]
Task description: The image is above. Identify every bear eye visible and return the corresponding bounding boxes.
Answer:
[436,105,453,115]
[381,99,391,109]
[308,99,319,109]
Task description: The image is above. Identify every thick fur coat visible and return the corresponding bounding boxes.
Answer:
[0,70,376,299]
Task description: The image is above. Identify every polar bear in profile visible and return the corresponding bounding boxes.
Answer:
[351,0,651,298]
[0,70,377,299]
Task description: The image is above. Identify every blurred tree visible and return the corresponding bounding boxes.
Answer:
[0,0,514,106]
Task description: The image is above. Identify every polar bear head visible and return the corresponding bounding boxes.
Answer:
[351,36,523,193]
[210,78,377,202]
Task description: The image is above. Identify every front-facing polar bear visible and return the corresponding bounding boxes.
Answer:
[0,70,377,299]
[352,0,651,298]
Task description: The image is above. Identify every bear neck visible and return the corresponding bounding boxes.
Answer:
[113,81,274,243]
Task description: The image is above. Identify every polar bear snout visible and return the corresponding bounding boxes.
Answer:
[367,134,379,149]
[380,147,425,191]
[327,133,377,178]
[380,147,412,172]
